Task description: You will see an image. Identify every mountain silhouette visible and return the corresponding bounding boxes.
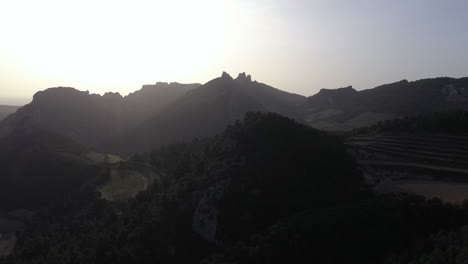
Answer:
[113,72,306,152]
[0,83,199,150]
[304,77,468,131]
[0,73,306,153]
[0,82,199,210]
[2,74,468,153]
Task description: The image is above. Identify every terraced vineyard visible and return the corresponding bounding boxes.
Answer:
[347,133,468,203]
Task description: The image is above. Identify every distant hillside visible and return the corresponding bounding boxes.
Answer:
[3,74,467,153]
[0,83,199,150]
[116,72,306,152]
[0,73,308,153]
[0,106,20,121]
[304,77,468,131]
[123,82,200,127]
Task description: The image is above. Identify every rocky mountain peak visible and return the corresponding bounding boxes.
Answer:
[235,72,252,83]
[221,71,233,80]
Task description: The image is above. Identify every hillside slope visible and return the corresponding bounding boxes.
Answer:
[304,77,468,131]
[0,106,20,121]
[115,72,306,152]
[0,83,199,150]
[5,112,365,263]
[0,73,308,154]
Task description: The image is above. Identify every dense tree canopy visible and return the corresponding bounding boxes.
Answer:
[1,112,468,264]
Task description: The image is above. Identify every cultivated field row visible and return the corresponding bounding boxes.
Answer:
[347,133,468,203]
[348,133,468,171]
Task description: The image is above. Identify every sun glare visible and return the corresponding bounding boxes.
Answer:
[0,0,246,95]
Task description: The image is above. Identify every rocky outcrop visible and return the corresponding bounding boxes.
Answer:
[192,178,232,243]
[221,71,233,80]
[441,84,468,102]
[235,72,252,83]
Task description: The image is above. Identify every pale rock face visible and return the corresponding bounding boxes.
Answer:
[442,85,468,102]
[192,178,232,243]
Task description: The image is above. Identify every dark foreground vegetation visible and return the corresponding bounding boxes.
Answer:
[0,128,105,211]
[1,113,468,264]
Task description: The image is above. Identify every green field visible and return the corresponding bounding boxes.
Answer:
[86,152,124,164]
[99,169,149,201]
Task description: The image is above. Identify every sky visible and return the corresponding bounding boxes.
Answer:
[0,0,467,105]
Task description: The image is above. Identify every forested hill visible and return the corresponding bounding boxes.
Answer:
[3,112,362,263]
[3,112,468,264]
[2,75,468,154]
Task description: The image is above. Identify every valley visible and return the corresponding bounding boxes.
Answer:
[1,74,468,263]
[1,0,467,262]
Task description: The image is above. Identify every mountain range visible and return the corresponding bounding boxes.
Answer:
[304,77,468,130]
[0,72,307,153]
[0,82,200,151]
[1,73,467,154]
[114,72,307,152]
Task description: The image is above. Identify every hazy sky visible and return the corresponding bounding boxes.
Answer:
[1,0,467,105]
